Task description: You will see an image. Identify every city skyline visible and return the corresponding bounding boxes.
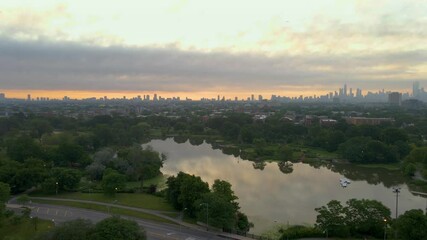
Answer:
[0,1,426,99]
[1,82,425,102]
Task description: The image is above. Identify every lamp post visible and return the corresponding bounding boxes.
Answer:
[180,208,188,233]
[392,187,401,219]
[383,218,387,240]
[55,182,58,195]
[200,203,209,231]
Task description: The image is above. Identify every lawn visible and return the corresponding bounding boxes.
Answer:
[0,217,54,239]
[356,163,401,171]
[31,192,176,212]
[31,199,177,224]
[126,175,168,190]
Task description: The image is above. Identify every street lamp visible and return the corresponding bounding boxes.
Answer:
[383,218,387,240]
[55,182,58,195]
[392,187,401,219]
[200,203,209,231]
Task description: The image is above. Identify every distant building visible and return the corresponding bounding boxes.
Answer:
[344,117,394,126]
[319,119,337,127]
[388,92,402,105]
[27,94,31,101]
[0,93,5,100]
[413,81,420,98]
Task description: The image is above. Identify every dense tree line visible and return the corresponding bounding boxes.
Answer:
[165,172,253,233]
[0,114,163,194]
[314,199,427,240]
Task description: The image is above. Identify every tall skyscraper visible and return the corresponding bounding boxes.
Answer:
[153,93,158,101]
[413,81,420,97]
[0,93,5,100]
[27,94,31,101]
[344,84,347,97]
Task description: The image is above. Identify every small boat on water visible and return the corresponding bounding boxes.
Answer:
[340,178,351,188]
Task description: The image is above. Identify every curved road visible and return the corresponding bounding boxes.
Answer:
[7,199,251,240]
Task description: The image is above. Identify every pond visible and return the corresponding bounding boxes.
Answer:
[144,138,426,234]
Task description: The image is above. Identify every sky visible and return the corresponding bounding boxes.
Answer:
[0,0,426,99]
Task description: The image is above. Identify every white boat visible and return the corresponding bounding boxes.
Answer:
[340,178,351,187]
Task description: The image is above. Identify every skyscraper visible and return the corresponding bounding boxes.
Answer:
[344,84,347,97]
[413,81,420,97]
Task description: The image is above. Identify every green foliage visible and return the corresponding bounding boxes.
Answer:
[196,193,236,230]
[52,167,82,191]
[53,142,91,167]
[339,137,398,163]
[380,127,408,145]
[0,182,10,203]
[403,163,417,177]
[315,200,349,237]
[6,135,44,162]
[41,178,58,194]
[92,216,146,240]
[102,169,126,195]
[166,173,252,232]
[29,119,53,139]
[279,225,323,240]
[16,194,30,205]
[394,209,427,240]
[405,147,427,165]
[315,199,391,238]
[344,198,391,237]
[37,217,146,240]
[278,145,293,161]
[42,218,94,240]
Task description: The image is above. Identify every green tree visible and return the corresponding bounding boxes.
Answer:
[212,179,238,204]
[394,209,427,240]
[41,219,94,240]
[0,182,10,224]
[54,142,91,167]
[29,119,53,140]
[120,145,163,189]
[91,216,146,240]
[52,167,81,191]
[380,128,408,145]
[277,145,293,161]
[344,199,391,238]
[315,199,391,238]
[165,172,209,216]
[101,169,126,196]
[196,193,236,231]
[6,135,44,162]
[315,200,349,237]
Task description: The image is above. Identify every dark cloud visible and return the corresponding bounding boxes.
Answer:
[0,38,425,93]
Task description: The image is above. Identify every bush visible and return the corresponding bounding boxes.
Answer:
[280,225,323,240]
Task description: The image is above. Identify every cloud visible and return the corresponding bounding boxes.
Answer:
[0,38,425,95]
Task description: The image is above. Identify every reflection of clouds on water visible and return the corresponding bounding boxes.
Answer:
[144,139,426,234]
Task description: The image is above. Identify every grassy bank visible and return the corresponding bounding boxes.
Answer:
[31,199,177,224]
[30,192,176,212]
[0,217,54,239]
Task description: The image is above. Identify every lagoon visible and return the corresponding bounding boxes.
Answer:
[144,138,426,234]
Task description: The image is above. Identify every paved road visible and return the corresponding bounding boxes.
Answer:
[7,201,248,240]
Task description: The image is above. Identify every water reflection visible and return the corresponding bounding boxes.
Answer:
[144,138,426,234]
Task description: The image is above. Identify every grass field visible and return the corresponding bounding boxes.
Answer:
[0,217,54,239]
[356,163,401,171]
[32,199,177,224]
[126,175,168,190]
[31,192,176,212]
